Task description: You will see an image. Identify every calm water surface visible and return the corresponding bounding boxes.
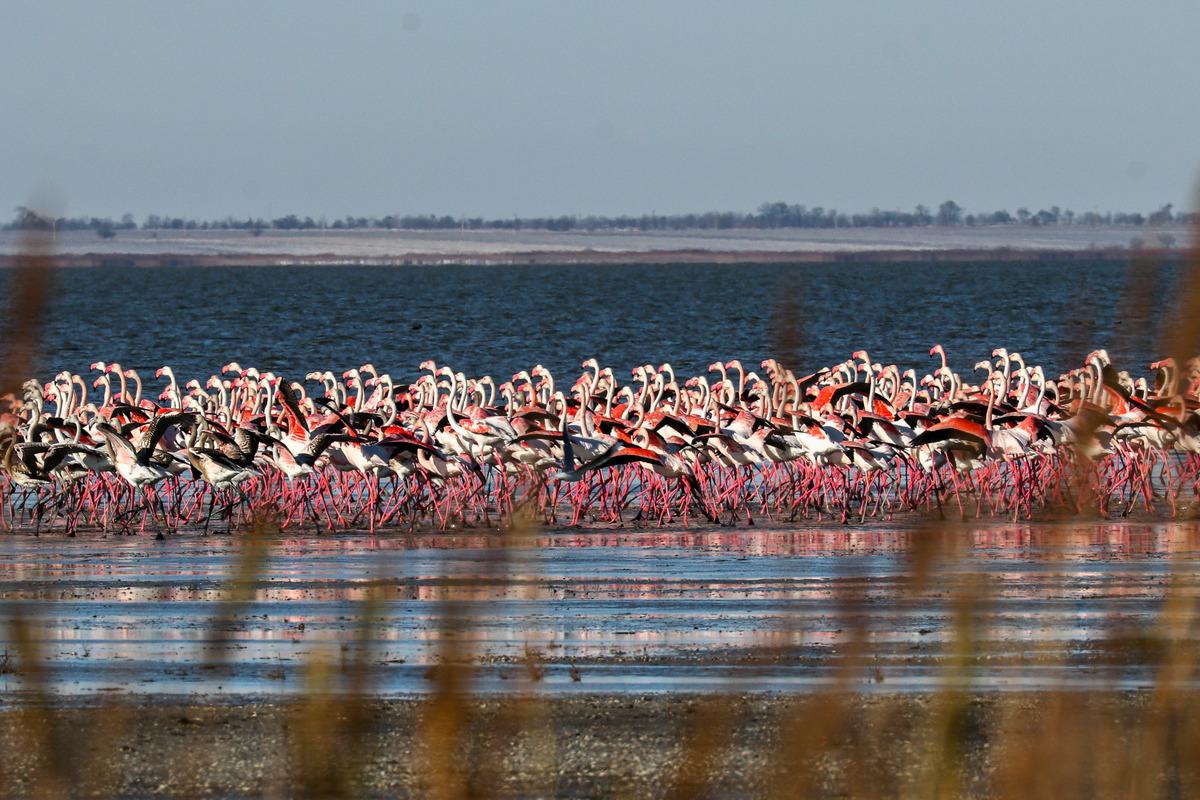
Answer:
[0,523,1196,695]
[6,257,1188,383]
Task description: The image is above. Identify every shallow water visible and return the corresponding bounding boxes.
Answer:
[0,522,1196,696]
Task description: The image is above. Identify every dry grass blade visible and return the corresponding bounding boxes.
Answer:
[0,223,73,800]
[2,607,72,799]
[0,230,55,398]
[203,511,276,665]
[418,592,473,800]
[915,571,987,799]
[0,641,133,797]
[770,276,806,374]
[290,583,384,797]
[415,519,532,799]
[1114,255,1164,362]
[1164,199,1200,366]
[474,515,559,799]
[664,696,737,800]
[763,538,878,799]
[905,516,962,594]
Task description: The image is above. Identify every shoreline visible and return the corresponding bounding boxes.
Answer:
[0,246,1184,268]
[1,224,1188,267]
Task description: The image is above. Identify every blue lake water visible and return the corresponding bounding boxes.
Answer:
[5,257,1188,385]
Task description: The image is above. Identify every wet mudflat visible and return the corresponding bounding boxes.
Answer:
[0,521,1196,696]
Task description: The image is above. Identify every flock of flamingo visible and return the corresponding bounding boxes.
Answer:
[0,347,1197,535]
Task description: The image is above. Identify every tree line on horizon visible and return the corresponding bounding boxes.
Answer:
[3,200,1190,238]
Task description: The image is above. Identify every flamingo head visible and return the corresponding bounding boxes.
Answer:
[342,368,359,380]
[205,376,222,390]
[418,359,437,372]
[221,362,242,374]
[88,361,107,372]
[91,376,106,389]
[725,359,743,371]
[122,369,137,378]
[707,362,723,373]
[929,344,944,358]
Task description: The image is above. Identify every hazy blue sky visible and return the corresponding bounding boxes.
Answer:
[3,0,1198,219]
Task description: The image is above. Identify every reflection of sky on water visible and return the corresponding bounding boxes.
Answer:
[1,522,1198,695]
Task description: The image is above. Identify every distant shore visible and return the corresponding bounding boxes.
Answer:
[0,225,1189,267]
[0,247,1187,268]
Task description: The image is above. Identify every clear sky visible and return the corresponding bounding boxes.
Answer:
[3,0,1198,220]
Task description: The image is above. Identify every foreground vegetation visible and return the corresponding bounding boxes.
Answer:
[0,692,1192,798]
